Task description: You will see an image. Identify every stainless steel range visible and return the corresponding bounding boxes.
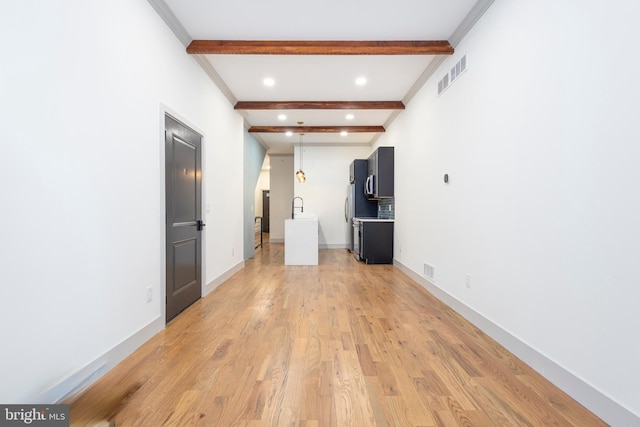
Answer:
[353,218,362,260]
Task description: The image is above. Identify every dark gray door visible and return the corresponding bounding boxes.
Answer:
[165,115,203,322]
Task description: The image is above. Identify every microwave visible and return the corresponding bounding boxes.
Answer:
[364,175,375,197]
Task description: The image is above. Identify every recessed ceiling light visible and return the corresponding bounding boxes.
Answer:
[263,77,275,87]
[278,114,287,121]
[340,131,348,137]
[345,114,355,120]
[285,131,293,137]
[355,77,367,86]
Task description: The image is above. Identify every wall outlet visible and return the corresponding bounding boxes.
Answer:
[146,286,153,303]
[465,274,471,288]
[231,248,235,256]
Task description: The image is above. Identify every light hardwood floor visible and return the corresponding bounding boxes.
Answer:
[68,243,606,426]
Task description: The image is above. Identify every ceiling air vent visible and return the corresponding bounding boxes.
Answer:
[438,54,467,96]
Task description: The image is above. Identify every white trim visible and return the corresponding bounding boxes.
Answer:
[146,0,237,106]
[192,54,237,106]
[266,241,345,249]
[448,0,495,47]
[403,56,447,106]
[393,259,640,427]
[204,261,245,296]
[43,317,164,404]
[146,0,191,47]
[403,0,494,107]
[319,243,348,249]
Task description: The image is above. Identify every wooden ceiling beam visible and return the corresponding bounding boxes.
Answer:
[248,126,385,133]
[187,40,454,55]
[235,101,405,110]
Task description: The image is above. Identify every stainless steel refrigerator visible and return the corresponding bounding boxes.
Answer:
[345,159,378,251]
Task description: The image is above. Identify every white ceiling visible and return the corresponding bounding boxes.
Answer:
[151,0,493,154]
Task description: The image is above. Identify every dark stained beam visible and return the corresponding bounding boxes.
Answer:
[187,40,454,55]
[235,101,405,110]
[248,126,385,133]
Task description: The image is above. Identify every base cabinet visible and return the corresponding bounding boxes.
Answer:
[360,221,394,264]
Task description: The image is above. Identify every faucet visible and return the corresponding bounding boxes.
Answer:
[291,196,304,219]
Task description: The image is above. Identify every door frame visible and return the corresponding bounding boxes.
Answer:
[159,104,207,322]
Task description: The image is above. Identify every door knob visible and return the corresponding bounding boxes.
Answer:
[196,220,206,231]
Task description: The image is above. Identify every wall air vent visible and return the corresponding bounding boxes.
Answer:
[437,54,467,96]
[423,262,435,281]
[437,74,449,95]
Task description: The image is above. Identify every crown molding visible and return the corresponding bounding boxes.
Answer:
[146,0,191,47]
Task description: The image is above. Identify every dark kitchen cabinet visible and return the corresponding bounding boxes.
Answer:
[367,146,394,199]
[360,221,394,264]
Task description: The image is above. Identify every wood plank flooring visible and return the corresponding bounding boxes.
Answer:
[67,243,606,426]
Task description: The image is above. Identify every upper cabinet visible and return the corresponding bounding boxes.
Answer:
[366,146,394,199]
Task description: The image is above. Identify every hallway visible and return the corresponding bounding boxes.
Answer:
[68,244,605,426]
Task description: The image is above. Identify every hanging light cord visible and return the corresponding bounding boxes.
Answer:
[299,132,303,170]
[295,121,306,183]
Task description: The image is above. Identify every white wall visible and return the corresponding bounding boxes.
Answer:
[269,146,373,246]
[378,1,640,424]
[268,155,294,241]
[0,0,243,403]
[294,145,375,247]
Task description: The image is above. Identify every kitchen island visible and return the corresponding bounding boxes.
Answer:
[284,217,318,265]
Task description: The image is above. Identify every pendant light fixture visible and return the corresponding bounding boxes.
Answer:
[295,121,306,183]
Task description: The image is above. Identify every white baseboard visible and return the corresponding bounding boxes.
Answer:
[204,261,244,296]
[393,259,640,427]
[43,263,245,405]
[41,316,165,404]
[267,241,346,249]
[319,243,348,249]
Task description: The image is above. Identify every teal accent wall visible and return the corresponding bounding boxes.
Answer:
[243,128,266,259]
